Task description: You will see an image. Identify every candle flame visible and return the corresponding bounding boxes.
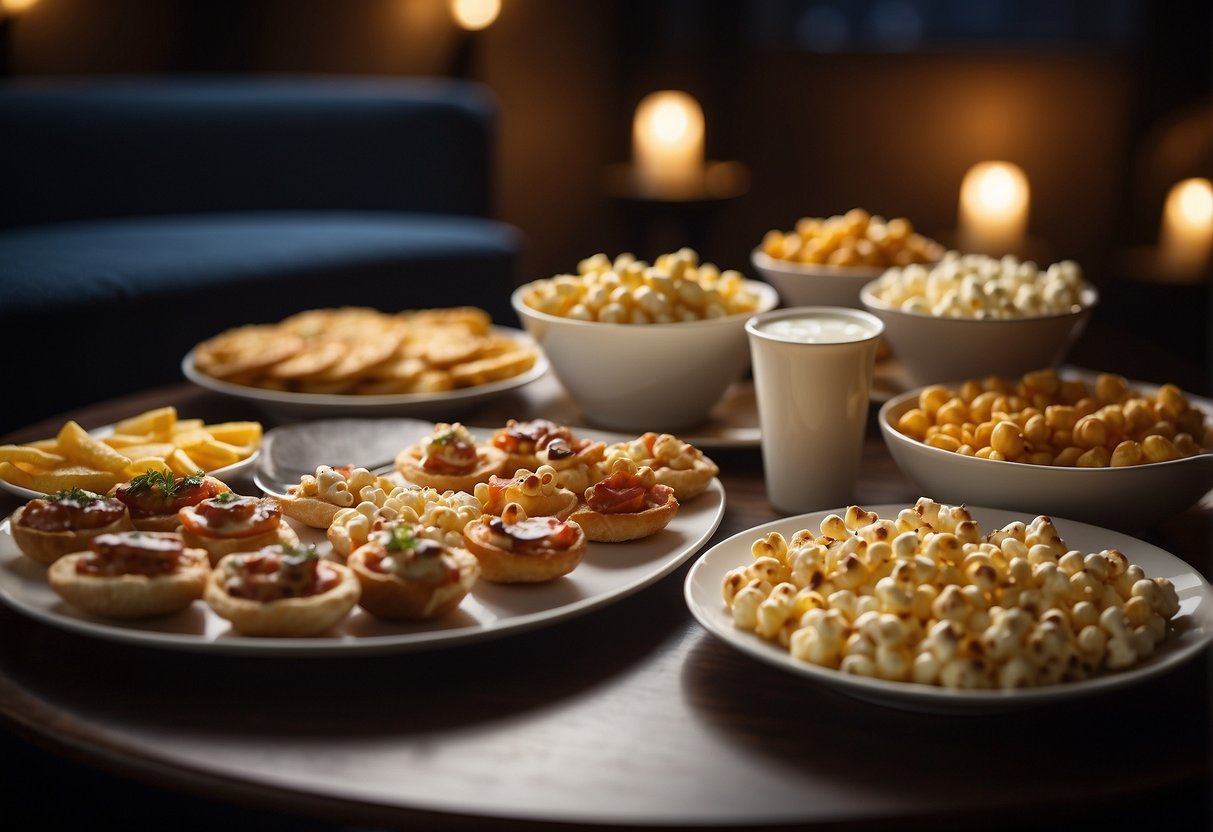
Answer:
[450,0,500,31]
[963,161,1029,218]
[1171,178,1213,227]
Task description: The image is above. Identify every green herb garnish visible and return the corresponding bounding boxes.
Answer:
[279,542,320,564]
[49,487,102,504]
[386,524,420,551]
[127,468,178,496]
[214,491,238,503]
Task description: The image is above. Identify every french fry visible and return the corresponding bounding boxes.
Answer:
[114,406,177,437]
[56,421,131,473]
[1,407,261,494]
[170,428,214,448]
[31,466,121,495]
[123,457,174,478]
[102,432,158,449]
[170,418,206,434]
[0,444,67,469]
[204,421,263,445]
[114,442,177,461]
[0,461,35,489]
[178,438,243,467]
[165,447,204,477]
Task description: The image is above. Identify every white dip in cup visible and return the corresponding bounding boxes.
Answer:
[746,307,885,515]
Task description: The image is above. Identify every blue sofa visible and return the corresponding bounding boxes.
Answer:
[0,76,523,434]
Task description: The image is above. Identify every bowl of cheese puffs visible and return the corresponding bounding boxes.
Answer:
[752,209,945,309]
[878,368,1213,530]
[512,247,778,432]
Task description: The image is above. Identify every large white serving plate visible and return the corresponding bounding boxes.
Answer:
[0,480,724,656]
[181,326,549,421]
[0,424,259,501]
[685,504,1213,713]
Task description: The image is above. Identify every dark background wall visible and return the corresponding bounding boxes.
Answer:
[3,0,1211,391]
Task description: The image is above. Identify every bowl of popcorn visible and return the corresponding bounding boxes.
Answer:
[512,248,779,431]
[860,252,1098,388]
[752,209,945,308]
[878,369,1213,530]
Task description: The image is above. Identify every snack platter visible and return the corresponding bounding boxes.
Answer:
[182,325,549,420]
[0,478,724,655]
[685,504,1213,713]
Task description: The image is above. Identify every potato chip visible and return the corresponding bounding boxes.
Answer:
[188,306,538,395]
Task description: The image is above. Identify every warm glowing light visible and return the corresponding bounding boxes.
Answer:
[1,0,40,13]
[1159,177,1213,276]
[450,0,500,31]
[957,161,1030,255]
[631,91,705,199]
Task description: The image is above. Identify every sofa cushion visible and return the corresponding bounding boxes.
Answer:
[0,78,498,228]
[0,211,522,433]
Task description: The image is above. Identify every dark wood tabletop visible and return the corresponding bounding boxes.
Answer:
[1,382,1210,830]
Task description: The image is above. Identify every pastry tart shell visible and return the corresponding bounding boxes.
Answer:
[10,505,135,565]
[395,444,506,493]
[183,523,300,566]
[348,545,479,620]
[462,517,586,583]
[277,494,347,529]
[204,557,360,637]
[568,494,679,543]
[47,547,210,619]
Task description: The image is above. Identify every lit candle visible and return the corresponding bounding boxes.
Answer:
[1159,177,1213,277]
[631,91,705,199]
[450,0,500,30]
[957,161,1030,256]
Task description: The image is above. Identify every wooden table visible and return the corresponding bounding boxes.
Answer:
[1,383,1210,830]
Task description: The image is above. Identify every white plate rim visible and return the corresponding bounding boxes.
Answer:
[0,424,260,501]
[181,325,549,409]
[0,479,725,656]
[685,503,1213,711]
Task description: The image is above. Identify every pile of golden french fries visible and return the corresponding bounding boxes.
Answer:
[0,406,261,494]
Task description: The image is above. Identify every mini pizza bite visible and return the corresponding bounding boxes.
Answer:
[462,502,587,583]
[568,459,678,543]
[10,488,134,565]
[603,432,719,500]
[204,543,360,637]
[395,422,506,493]
[110,470,230,532]
[534,435,607,494]
[473,464,578,520]
[278,464,396,529]
[46,531,209,619]
[490,419,584,472]
[347,522,479,620]
[179,491,299,565]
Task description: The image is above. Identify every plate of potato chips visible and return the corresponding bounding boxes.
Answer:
[0,406,261,500]
[182,306,547,420]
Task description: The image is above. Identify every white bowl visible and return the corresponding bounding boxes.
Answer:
[878,387,1213,531]
[750,248,884,309]
[860,280,1098,388]
[511,280,779,432]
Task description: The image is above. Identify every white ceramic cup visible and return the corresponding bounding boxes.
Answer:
[746,307,885,515]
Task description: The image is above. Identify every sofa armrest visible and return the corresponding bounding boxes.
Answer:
[0,76,498,228]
